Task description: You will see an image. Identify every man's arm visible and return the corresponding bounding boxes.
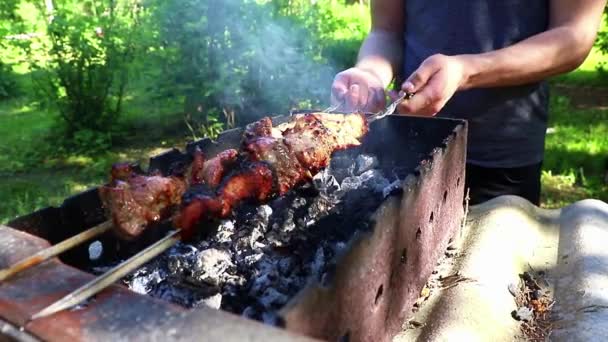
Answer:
[331,0,403,111]
[355,0,404,88]
[402,0,607,115]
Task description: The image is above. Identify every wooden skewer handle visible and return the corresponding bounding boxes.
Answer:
[29,230,180,321]
[0,221,113,282]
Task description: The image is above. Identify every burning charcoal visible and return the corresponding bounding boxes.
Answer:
[292,197,307,209]
[333,241,347,256]
[202,293,223,309]
[262,312,284,326]
[329,155,355,183]
[235,205,273,250]
[355,154,379,175]
[259,287,289,308]
[313,169,341,196]
[242,306,258,319]
[129,268,164,295]
[340,176,363,193]
[309,247,326,276]
[167,245,200,277]
[249,273,274,297]
[278,257,295,276]
[240,253,263,267]
[258,205,273,221]
[382,179,403,198]
[215,220,235,244]
[191,248,234,286]
[152,281,218,308]
[359,169,391,193]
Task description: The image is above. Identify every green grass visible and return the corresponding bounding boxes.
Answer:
[540,45,608,208]
[541,95,608,208]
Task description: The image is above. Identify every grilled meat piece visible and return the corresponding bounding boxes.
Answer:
[101,112,368,240]
[99,173,187,240]
[110,162,140,182]
[174,186,224,241]
[101,148,239,238]
[189,148,239,187]
[174,112,368,238]
[218,161,275,215]
[244,136,309,195]
[189,147,206,185]
[176,162,274,240]
[200,149,239,188]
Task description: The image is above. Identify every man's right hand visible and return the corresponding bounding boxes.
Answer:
[331,67,387,113]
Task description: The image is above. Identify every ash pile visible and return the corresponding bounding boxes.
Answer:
[123,152,403,324]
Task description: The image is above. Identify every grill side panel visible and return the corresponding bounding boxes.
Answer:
[280,119,467,342]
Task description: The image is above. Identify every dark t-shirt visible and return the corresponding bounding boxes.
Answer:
[403,0,550,167]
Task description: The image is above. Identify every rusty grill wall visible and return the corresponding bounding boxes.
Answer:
[279,116,467,341]
[3,115,467,342]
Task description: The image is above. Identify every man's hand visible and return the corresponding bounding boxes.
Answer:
[398,54,469,116]
[331,67,387,113]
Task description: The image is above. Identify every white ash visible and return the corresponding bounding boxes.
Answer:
[123,153,402,324]
[355,154,379,174]
[383,179,403,198]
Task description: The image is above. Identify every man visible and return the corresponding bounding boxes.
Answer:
[331,1,606,205]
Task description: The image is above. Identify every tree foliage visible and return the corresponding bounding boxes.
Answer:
[23,0,146,149]
[3,0,370,149]
[596,6,608,63]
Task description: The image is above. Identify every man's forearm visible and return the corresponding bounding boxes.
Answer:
[458,27,595,89]
[355,30,403,88]
[458,0,605,90]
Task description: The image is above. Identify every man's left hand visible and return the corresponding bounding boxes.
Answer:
[398,54,469,116]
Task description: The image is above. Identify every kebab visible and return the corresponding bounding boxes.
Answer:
[99,112,369,241]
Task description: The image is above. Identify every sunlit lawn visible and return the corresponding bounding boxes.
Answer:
[542,46,608,208]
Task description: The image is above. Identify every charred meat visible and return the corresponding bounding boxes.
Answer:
[99,167,187,240]
[99,112,368,240]
[175,112,368,238]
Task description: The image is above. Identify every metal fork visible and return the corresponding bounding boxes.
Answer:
[322,98,345,113]
[367,92,415,122]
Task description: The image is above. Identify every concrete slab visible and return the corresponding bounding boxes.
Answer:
[394,195,608,341]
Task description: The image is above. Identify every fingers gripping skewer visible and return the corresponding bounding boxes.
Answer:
[0,221,113,282]
[29,230,180,321]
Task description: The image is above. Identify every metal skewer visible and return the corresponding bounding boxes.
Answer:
[0,221,113,282]
[367,91,415,123]
[29,229,181,321]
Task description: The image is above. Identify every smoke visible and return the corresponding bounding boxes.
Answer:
[157,0,341,123]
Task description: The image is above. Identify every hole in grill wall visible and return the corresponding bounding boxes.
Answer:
[429,211,434,223]
[416,227,422,241]
[443,190,448,203]
[400,248,407,264]
[88,241,103,261]
[374,284,384,305]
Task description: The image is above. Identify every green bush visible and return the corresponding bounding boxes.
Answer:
[0,62,21,99]
[594,6,608,70]
[16,0,147,150]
